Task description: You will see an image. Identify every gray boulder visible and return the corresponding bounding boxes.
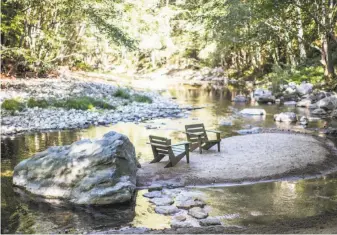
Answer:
[13,131,138,205]
[296,82,313,96]
[310,96,337,110]
[274,112,297,122]
[256,95,276,104]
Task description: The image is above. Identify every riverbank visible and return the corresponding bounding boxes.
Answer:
[0,77,194,136]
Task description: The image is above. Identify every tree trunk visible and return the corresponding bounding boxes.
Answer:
[295,0,307,62]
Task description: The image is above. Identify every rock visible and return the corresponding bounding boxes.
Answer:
[254,89,272,97]
[173,215,187,222]
[155,205,179,215]
[288,82,297,89]
[150,197,174,206]
[312,108,327,115]
[233,95,248,102]
[274,112,297,122]
[300,116,308,125]
[296,82,313,96]
[199,217,222,226]
[296,99,312,108]
[283,101,297,106]
[12,131,138,205]
[285,87,297,94]
[143,191,163,198]
[331,110,337,119]
[256,95,276,104]
[176,198,206,209]
[171,219,199,228]
[188,207,208,219]
[310,96,337,110]
[236,127,261,135]
[239,109,266,116]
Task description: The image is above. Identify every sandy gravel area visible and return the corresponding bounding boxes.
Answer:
[137,133,337,187]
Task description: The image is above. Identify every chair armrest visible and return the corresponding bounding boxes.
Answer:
[171,142,190,147]
[205,130,221,134]
[184,131,203,136]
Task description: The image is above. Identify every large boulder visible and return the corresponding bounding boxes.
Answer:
[13,131,138,205]
[296,82,313,96]
[309,95,337,110]
[274,112,297,122]
[256,95,276,104]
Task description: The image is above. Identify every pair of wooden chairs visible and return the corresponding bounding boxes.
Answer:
[148,124,221,168]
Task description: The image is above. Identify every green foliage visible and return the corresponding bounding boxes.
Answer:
[53,97,115,110]
[1,99,24,111]
[261,64,325,93]
[73,61,94,71]
[114,88,131,99]
[27,98,48,108]
[132,94,153,103]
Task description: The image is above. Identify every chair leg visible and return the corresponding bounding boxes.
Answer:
[184,144,190,163]
[198,136,202,154]
[217,142,220,152]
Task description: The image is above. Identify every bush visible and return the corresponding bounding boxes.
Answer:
[114,88,130,99]
[132,94,153,103]
[53,97,115,110]
[1,99,24,111]
[27,98,48,108]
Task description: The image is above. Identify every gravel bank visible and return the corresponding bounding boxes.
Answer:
[1,78,190,136]
[137,133,337,187]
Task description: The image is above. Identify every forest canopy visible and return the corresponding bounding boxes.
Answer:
[1,0,336,83]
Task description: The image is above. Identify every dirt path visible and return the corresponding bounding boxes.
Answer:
[137,133,337,187]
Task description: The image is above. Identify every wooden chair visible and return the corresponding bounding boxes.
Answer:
[148,135,190,168]
[185,124,221,154]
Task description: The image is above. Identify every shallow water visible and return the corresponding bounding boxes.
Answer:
[2,84,337,233]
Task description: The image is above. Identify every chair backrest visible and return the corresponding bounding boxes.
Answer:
[185,124,208,144]
[149,135,171,156]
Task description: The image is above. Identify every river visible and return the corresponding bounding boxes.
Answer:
[2,84,337,233]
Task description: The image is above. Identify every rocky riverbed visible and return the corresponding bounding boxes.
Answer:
[1,78,192,136]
